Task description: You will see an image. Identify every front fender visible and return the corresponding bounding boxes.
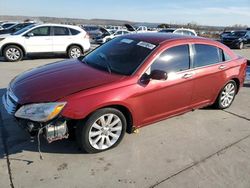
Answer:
[59,88,136,124]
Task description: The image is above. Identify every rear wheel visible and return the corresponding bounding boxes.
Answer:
[214,81,237,109]
[68,45,83,59]
[3,45,23,62]
[76,108,127,153]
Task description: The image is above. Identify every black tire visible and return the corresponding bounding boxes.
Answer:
[3,45,23,62]
[214,80,237,109]
[67,45,83,59]
[76,108,127,153]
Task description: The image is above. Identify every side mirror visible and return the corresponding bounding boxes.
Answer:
[26,32,34,37]
[150,70,168,80]
[140,69,168,85]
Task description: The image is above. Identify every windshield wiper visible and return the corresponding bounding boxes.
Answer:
[98,53,112,74]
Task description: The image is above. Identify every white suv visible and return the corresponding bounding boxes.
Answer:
[0,23,91,62]
[159,28,197,36]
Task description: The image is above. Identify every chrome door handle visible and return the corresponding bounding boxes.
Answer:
[219,65,226,70]
[182,73,193,79]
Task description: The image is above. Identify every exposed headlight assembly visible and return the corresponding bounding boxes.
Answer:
[15,102,66,122]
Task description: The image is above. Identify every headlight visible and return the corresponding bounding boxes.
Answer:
[15,102,66,122]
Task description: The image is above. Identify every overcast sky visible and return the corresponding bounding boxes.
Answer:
[0,0,249,26]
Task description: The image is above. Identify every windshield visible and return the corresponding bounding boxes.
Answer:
[11,23,34,32]
[228,31,246,37]
[12,24,36,35]
[82,37,157,75]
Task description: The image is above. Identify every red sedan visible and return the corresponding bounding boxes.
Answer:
[3,33,247,153]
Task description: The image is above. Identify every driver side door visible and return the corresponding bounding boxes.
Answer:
[134,44,195,125]
[23,26,53,53]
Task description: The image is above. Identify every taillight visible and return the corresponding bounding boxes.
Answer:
[84,33,90,39]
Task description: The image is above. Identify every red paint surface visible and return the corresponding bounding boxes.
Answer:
[11,33,247,128]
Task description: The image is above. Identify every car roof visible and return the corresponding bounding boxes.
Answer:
[34,23,82,30]
[231,30,247,32]
[174,28,195,32]
[121,32,204,45]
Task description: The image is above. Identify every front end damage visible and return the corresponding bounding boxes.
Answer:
[2,88,70,143]
[18,117,69,143]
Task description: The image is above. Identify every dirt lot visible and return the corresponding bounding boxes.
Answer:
[0,49,250,188]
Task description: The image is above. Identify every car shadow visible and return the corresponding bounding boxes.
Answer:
[0,55,68,62]
[244,83,250,88]
[0,88,84,159]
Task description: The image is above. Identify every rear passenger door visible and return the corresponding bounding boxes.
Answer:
[52,26,72,52]
[190,44,229,107]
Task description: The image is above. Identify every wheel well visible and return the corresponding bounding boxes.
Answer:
[80,105,132,134]
[1,43,26,55]
[231,78,240,94]
[67,44,84,53]
[104,105,134,133]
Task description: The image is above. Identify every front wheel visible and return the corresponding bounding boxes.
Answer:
[214,81,237,109]
[76,108,127,153]
[68,45,83,59]
[3,45,23,62]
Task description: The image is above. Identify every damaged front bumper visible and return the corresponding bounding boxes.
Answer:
[2,91,69,143]
[17,117,69,143]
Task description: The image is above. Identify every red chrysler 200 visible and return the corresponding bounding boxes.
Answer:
[2,33,247,153]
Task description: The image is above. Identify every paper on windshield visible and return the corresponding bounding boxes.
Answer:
[120,38,134,44]
[137,41,156,50]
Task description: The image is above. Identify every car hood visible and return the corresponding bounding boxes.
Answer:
[10,59,125,104]
[124,24,136,32]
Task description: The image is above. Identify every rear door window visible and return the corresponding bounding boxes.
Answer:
[193,44,222,68]
[53,27,70,36]
[69,28,80,35]
[223,51,232,61]
[151,45,190,73]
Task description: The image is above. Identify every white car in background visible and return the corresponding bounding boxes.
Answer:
[105,25,123,32]
[95,29,130,44]
[159,28,197,36]
[0,23,90,62]
[124,24,155,33]
[0,22,18,30]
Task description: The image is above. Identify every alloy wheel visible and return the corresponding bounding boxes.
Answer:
[88,113,122,150]
[70,48,81,58]
[220,82,236,108]
[6,48,21,61]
